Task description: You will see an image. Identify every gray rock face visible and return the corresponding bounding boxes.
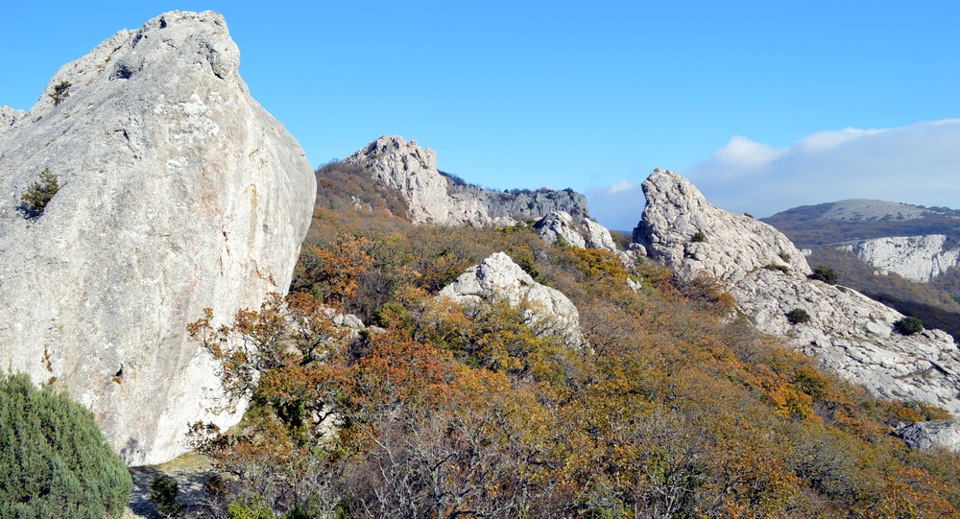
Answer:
[898,420,960,453]
[343,136,590,226]
[838,235,960,282]
[0,106,26,137]
[636,169,960,448]
[438,252,586,348]
[533,211,618,252]
[0,11,315,465]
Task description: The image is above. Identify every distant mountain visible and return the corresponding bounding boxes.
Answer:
[763,199,960,246]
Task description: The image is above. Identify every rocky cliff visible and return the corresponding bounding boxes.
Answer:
[343,136,590,226]
[838,235,960,283]
[0,11,316,465]
[636,170,960,448]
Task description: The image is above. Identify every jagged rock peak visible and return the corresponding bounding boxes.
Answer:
[0,11,316,465]
[343,135,591,226]
[634,168,811,284]
[438,252,586,348]
[637,169,960,451]
[342,135,462,224]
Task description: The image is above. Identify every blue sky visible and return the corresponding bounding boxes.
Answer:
[2,1,958,230]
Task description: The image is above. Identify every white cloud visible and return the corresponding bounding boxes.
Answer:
[793,127,885,153]
[685,119,960,217]
[585,119,960,230]
[711,136,785,171]
[606,180,637,194]
[585,181,646,232]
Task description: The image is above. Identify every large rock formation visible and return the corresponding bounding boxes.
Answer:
[0,11,316,465]
[636,170,960,447]
[439,252,586,348]
[533,211,619,252]
[838,235,960,283]
[343,136,590,226]
[635,169,811,284]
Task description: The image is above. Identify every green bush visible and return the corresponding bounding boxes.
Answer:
[49,80,72,106]
[691,231,706,243]
[0,373,132,519]
[18,168,61,220]
[786,308,811,325]
[227,496,273,519]
[149,475,183,517]
[894,316,924,336]
[809,265,838,285]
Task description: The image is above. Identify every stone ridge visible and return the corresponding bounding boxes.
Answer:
[0,11,316,465]
[636,169,960,450]
[838,235,960,283]
[439,252,586,348]
[343,135,590,226]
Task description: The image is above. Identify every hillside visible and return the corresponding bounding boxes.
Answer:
[178,162,960,518]
[763,200,960,246]
[764,200,960,342]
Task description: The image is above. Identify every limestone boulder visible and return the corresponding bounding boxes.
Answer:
[534,210,618,252]
[0,11,315,465]
[439,252,586,348]
[898,420,960,453]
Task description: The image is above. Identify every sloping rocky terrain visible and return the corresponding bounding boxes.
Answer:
[838,234,960,283]
[765,199,960,342]
[636,170,960,447]
[0,11,315,465]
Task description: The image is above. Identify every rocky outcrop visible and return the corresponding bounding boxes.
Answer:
[343,136,590,226]
[636,169,960,446]
[438,252,586,348]
[0,106,25,137]
[533,211,618,252]
[0,11,315,465]
[898,420,960,452]
[838,235,960,282]
[635,169,810,285]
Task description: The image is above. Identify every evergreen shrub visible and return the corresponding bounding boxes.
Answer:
[0,373,131,519]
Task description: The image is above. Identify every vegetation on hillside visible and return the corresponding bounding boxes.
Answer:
[184,163,960,517]
[764,207,960,343]
[803,247,960,342]
[0,373,132,519]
